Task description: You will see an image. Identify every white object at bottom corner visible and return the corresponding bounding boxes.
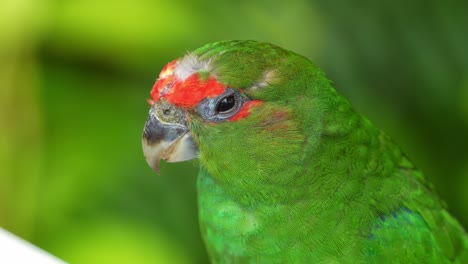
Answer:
[0,228,66,264]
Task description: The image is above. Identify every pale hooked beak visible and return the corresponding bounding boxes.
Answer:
[142,100,198,174]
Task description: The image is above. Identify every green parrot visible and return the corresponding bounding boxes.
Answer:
[142,40,468,263]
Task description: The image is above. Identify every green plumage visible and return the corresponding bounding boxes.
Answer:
[186,41,467,263]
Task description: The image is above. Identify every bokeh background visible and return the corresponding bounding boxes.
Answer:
[1,0,467,263]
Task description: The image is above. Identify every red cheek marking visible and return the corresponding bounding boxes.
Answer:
[164,73,225,108]
[228,100,263,122]
[147,99,155,105]
[259,110,290,131]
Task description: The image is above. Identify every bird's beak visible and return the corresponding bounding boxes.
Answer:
[142,100,198,174]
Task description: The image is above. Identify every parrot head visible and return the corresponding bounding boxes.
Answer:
[142,40,338,186]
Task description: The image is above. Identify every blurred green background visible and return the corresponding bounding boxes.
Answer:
[1,0,467,263]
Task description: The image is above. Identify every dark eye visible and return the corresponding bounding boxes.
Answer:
[216,95,236,113]
[196,88,247,122]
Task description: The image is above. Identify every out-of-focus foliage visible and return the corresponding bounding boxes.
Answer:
[0,0,466,262]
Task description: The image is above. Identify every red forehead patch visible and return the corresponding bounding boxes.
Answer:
[150,61,225,108]
[164,73,225,108]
